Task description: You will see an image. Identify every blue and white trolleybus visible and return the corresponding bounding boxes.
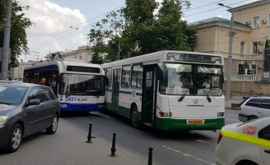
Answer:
[24,61,105,112]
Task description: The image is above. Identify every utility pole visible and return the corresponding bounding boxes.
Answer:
[228,15,235,104]
[218,3,235,108]
[2,0,12,80]
[117,39,121,60]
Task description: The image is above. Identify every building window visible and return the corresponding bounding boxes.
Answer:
[245,21,251,27]
[240,41,245,55]
[253,41,259,54]
[253,16,260,29]
[238,63,256,75]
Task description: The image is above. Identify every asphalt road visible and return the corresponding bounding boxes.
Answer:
[0,110,239,165]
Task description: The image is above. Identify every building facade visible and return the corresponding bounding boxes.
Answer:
[194,0,270,96]
[46,46,93,63]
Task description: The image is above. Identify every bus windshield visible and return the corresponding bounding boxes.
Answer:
[60,74,104,96]
[161,63,223,96]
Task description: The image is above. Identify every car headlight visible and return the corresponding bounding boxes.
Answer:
[0,116,8,125]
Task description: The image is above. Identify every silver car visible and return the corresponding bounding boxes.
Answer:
[239,96,270,122]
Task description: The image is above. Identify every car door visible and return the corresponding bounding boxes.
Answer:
[23,87,46,135]
[258,125,270,165]
[258,99,270,117]
[39,87,59,129]
[242,98,264,118]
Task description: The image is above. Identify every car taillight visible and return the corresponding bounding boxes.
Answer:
[217,133,223,144]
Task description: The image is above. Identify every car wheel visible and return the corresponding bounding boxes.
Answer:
[130,106,140,128]
[46,116,58,134]
[236,160,258,165]
[6,124,23,153]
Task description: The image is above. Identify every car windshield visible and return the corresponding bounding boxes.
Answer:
[60,74,104,96]
[0,86,28,105]
[160,63,223,96]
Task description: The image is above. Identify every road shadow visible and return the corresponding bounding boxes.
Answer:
[0,132,47,155]
[102,111,214,140]
[60,111,91,118]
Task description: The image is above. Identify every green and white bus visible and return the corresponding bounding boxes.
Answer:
[102,50,225,131]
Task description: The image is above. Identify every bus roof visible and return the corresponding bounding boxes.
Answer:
[25,61,102,70]
[102,50,223,68]
[24,60,104,75]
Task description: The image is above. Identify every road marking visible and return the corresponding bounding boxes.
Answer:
[161,145,215,165]
[195,139,212,145]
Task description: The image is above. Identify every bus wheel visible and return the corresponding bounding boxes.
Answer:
[130,105,140,128]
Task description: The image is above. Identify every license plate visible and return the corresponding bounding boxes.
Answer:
[187,119,205,125]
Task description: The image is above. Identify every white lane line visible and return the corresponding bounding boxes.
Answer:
[161,145,215,165]
[196,139,212,145]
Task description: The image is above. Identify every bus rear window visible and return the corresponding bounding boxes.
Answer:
[67,66,100,73]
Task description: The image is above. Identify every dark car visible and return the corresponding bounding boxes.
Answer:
[0,81,60,152]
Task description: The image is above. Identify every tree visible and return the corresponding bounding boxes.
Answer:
[88,0,196,63]
[122,0,157,56]
[89,9,125,63]
[155,0,196,51]
[124,0,157,25]
[0,1,31,67]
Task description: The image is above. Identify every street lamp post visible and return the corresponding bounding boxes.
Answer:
[218,3,235,108]
[2,0,12,80]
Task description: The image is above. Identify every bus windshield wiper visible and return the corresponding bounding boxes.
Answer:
[178,94,186,102]
[206,95,212,103]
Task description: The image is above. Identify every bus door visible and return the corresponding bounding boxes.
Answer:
[142,65,158,125]
[112,69,120,110]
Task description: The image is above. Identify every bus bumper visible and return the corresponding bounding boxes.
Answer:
[60,103,105,112]
[155,118,225,131]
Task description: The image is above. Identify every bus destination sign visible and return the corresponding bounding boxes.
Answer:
[167,53,222,65]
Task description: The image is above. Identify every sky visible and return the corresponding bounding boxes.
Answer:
[18,0,259,61]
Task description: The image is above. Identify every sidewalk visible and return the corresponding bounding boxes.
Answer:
[0,118,150,165]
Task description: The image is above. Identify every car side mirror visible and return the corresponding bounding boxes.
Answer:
[27,98,41,106]
[239,114,258,122]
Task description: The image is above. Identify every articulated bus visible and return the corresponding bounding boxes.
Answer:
[102,50,225,131]
[24,61,105,112]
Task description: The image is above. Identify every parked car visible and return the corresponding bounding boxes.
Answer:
[0,81,60,152]
[216,117,270,165]
[239,97,270,122]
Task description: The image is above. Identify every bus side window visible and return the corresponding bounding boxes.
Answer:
[132,64,143,90]
[121,65,131,89]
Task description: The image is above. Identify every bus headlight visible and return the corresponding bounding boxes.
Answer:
[0,116,8,125]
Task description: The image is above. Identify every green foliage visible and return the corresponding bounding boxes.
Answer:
[265,40,270,49]
[124,0,157,25]
[89,9,125,64]
[0,1,31,67]
[88,0,196,63]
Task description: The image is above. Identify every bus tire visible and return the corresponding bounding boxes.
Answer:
[130,105,140,128]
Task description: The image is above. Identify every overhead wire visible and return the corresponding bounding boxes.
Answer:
[185,0,258,17]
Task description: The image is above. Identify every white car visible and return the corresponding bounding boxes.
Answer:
[216,117,270,165]
[239,97,270,122]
